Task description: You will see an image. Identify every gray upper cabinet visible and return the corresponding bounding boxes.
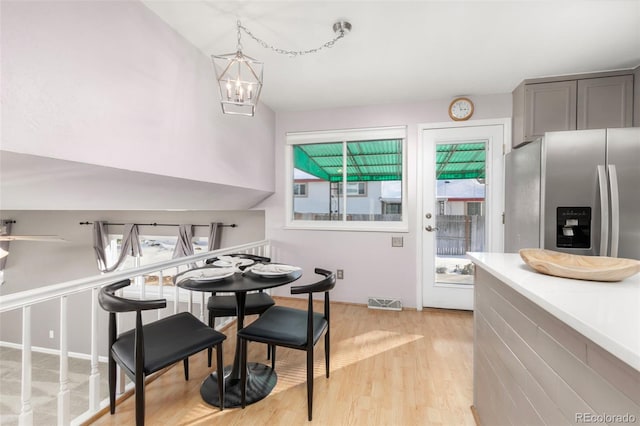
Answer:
[512,70,635,148]
[524,80,577,141]
[577,75,633,130]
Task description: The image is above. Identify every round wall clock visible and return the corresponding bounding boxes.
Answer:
[448,97,474,121]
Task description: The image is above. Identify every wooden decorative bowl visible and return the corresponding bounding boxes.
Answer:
[519,249,640,282]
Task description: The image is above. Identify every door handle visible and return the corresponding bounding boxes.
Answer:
[608,164,619,258]
[597,165,609,256]
[425,225,439,232]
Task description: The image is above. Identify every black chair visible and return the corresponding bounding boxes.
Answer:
[98,279,226,426]
[237,268,336,421]
[205,253,275,365]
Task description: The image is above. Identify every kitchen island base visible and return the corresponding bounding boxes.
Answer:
[473,264,639,425]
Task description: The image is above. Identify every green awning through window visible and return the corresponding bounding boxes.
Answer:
[293,140,403,182]
[436,142,486,180]
[293,140,485,182]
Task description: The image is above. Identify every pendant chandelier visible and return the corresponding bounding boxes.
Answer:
[212,20,352,117]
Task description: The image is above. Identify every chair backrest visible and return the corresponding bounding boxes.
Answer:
[290,268,336,295]
[205,253,271,265]
[98,279,168,369]
[291,268,336,343]
[98,279,166,313]
[291,268,336,349]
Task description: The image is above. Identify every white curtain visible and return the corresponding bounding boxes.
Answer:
[208,222,222,250]
[172,224,194,258]
[172,224,198,269]
[93,222,141,273]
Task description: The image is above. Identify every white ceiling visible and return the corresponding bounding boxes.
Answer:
[142,0,640,112]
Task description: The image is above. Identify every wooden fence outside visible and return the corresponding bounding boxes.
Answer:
[435,215,485,255]
[293,213,402,222]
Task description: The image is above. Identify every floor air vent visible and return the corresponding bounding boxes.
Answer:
[367,297,402,311]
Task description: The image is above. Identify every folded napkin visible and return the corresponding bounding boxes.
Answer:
[249,263,302,274]
[217,255,253,267]
[178,267,235,282]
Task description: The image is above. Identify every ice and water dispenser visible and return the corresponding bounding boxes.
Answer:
[556,207,591,249]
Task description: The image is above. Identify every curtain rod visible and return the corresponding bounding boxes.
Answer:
[79,222,237,228]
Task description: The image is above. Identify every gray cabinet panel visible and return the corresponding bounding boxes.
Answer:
[577,75,633,129]
[587,341,640,406]
[525,80,577,141]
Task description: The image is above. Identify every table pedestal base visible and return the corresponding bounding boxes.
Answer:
[200,363,277,408]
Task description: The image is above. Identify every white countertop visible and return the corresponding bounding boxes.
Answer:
[467,252,640,372]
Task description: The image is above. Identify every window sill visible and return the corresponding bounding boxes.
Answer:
[284,221,409,233]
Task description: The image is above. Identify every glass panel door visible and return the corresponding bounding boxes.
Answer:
[422,124,503,310]
[434,142,486,286]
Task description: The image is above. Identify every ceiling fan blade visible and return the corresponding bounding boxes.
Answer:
[0,235,67,242]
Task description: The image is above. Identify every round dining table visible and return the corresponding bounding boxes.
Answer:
[175,264,302,408]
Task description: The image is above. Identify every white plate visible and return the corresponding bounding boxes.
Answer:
[213,257,255,267]
[179,268,235,282]
[250,264,301,277]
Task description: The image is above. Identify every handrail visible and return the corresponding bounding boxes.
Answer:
[0,240,269,313]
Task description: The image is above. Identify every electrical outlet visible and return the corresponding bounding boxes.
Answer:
[391,236,403,247]
[337,269,344,279]
[49,330,54,339]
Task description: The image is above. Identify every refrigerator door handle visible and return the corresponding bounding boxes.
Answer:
[597,165,609,256]
[608,164,620,258]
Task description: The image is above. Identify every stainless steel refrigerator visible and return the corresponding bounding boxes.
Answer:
[505,128,640,260]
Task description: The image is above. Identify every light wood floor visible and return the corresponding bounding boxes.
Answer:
[90,298,474,426]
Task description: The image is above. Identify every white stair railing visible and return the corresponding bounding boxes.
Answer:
[20,306,33,425]
[0,240,271,426]
[58,296,70,426]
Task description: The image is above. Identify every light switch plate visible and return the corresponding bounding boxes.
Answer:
[391,236,403,247]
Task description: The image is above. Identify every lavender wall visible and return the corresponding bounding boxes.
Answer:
[262,96,511,308]
[1,0,275,194]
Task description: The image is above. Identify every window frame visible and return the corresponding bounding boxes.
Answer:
[466,201,483,216]
[337,181,367,197]
[381,201,402,215]
[285,126,408,232]
[293,182,308,197]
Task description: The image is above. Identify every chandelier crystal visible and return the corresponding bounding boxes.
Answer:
[212,19,351,117]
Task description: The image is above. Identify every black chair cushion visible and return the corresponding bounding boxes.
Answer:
[237,306,327,349]
[207,292,275,316]
[112,312,226,375]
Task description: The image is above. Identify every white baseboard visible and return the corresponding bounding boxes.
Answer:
[0,341,109,363]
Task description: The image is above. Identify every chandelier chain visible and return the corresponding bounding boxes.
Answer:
[237,21,347,57]
[236,20,243,51]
